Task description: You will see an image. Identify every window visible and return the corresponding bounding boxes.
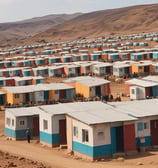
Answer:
[120,68,123,72]
[114,68,117,72]
[55,90,59,94]
[139,67,142,70]
[154,121,157,129]
[131,89,135,94]
[144,122,148,129]
[14,94,20,99]
[98,131,104,140]
[73,126,78,137]
[43,120,48,130]
[86,66,90,71]
[12,119,14,126]
[19,120,24,126]
[6,118,11,126]
[137,122,143,131]
[82,129,89,142]
[39,92,43,96]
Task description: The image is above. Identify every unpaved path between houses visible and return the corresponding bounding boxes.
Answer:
[0,103,158,168]
[1,137,158,168]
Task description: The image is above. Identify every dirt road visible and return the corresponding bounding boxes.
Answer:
[1,134,158,168]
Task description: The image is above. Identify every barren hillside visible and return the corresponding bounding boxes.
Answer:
[1,3,158,47]
[31,3,158,42]
[0,13,82,42]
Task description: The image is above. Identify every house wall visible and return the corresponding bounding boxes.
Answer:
[150,65,153,73]
[66,115,73,150]
[34,91,44,103]
[70,118,136,159]
[90,87,95,97]
[130,86,145,100]
[39,113,53,147]
[54,90,59,101]
[76,82,89,98]
[135,117,152,147]
[5,112,33,139]
[125,83,133,95]
[132,65,139,74]
[64,67,69,75]
[5,111,16,138]
[113,67,121,76]
[93,123,110,143]
[71,118,94,157]
[7,92,23,105]
[49,90,54,101]
[40,114,66,147]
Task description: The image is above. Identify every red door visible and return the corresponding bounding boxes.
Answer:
[124,124,136,152]
[150,120,158,146]
[33,117,39,136]
[59,90,66,99]
[59,119,67,144]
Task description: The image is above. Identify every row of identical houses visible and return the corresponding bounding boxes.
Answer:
[0,50,158,69]
[1,60,158,78]
[0,76,45,87]
[125,75,158,100]
[1,31,157,56]
[0,76,111,105]
[4,99,158,160]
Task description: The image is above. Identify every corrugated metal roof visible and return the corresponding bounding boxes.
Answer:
[6,107,42,117]
[3,83,74,93]
[39,101,136,124]
[7,99,158,125]
[125,78,158,87]
[63,76,110,86]
[142,76,158,83]
[113,64,130,68]
[108,99,158,118]
[93,62,112,68]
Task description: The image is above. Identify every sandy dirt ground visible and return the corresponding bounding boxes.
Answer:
[1,101,158,168]
[0,79,155,168]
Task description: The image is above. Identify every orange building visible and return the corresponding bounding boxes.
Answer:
[63,76,111,98]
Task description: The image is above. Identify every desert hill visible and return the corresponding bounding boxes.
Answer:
[0,13,82,42]
[31,3,158,43]
[1,3,158,47]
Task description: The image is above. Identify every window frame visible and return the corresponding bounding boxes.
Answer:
[82,129,89,142]
[43,119,48,130]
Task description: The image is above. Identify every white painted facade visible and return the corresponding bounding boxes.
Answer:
[135,117,151,138]
[54,90,59,101]
[5,111,16,131]
[39,112,52,134]
[90,87,95,97]
[92,123,111,146]
[72,119,93,146]
[34,91,44,102]
[52,115,66,134]
[130,86,145,100]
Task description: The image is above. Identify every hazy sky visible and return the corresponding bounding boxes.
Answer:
[0,0,157,23]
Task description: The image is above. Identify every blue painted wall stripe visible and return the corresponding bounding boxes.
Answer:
[72,141,112,157]
[5,127,33,138]
[136,136,151,147]
[40,131,60,144]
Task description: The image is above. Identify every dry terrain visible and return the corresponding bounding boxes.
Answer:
[0,3,158,47]
[29,4,158,43]
[1,81,158,168]
[1,111,158,168]
[0,13,82,46]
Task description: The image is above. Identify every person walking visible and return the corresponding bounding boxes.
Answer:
[26,128,31,143]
